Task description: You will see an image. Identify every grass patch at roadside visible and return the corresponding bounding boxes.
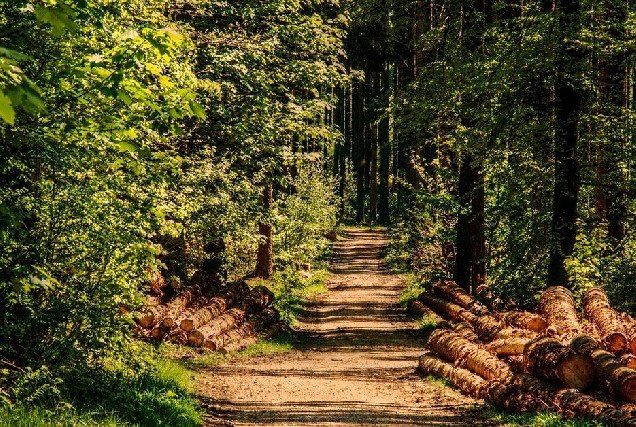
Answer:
[478,406,609,426]
[0,343,203,427]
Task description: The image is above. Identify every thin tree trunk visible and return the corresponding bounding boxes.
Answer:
[254,185,274,279]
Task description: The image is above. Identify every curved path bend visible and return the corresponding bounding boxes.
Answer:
[196,228,491,426]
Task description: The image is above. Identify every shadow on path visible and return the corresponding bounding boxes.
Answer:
[197,228,492,427]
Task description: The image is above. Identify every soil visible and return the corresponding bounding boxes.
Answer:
[195,228,495,426]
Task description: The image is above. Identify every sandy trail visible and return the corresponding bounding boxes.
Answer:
[196,228,491,426]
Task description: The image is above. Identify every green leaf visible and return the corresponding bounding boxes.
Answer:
[0,90,15,125]
[188,101,206,120]
[118,90,133,105]
[115,141,138,152]
[34,5,77,36]
[0,47,30,62]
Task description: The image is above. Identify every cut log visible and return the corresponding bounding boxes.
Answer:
[486,337,534,357]
[419,352,629,423]
[408,300,446,324]
[538,286,582,340]
[418,292,477,324]
[205,308,280,351]
[217,308,281,353]
[417,292,505,342]
[179,284,267,333]
[582,287,628,353]
[623,354,636,370]
[138,288,195,329]
[523,337,595,390]
[473,315,505,342]
[418,352,490,398]
[571,335,636,403]
[453,322,479,342]
[426,329,512,381]
[430,280,490,316]
[178,297,229,333]
[622,313,636,356]
[187,307,247,348]
[500,311,547,333]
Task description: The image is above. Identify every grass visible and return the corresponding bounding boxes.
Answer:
[0,344,204,427]
[478,406,611,426]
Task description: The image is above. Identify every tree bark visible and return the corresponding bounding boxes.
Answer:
[454,154,486,293]
[254,185,274,279]
[523,337,595,390]
[582,287,628,353]
[547,0,583,287]
[571,335,636,402]
[501,311,548,334]
[430,280,490,316]
[538,286,582,340]
[426,328,513,381]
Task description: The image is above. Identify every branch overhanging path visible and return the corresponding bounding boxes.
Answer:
[196,228,490,426]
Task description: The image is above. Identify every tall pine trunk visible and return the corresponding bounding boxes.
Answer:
[595,1,628,245]
[254,185,274,279]
[547,0,583,287]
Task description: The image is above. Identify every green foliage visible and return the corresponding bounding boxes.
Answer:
[275,161,340,268]
[1,343,202,426]
[478,406,609,427]
[258,266,329,326]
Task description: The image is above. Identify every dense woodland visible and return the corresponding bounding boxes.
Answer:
[3,0,636,423]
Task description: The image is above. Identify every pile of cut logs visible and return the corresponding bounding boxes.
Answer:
[133,280,286,353]
[410,281,636,425]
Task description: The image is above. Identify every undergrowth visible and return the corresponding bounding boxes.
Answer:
[0,343,203,426]
[253,266,329,326]
[479,406,610,426]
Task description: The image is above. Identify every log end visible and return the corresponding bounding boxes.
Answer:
[180,319,195,333]
[557,353,596,391]
[137,313,155,329]
[526,317,548,333]
[630,337,636,356]
[619,373,636,403]
[188,330,205,348]
[606,333,629,354]
[622,354,636,370]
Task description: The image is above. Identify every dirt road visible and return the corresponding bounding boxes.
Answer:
[196,228,491,426]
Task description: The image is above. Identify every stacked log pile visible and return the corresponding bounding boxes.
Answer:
[134,279,285,353]
[411,281,636,425]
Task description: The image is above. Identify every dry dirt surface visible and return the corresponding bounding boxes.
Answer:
[196,228,494,426]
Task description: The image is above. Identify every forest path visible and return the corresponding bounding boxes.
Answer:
[196,228,493,426]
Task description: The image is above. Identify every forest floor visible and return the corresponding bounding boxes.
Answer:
[195,228,495,426]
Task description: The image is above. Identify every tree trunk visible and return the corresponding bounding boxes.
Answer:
[454,154,485,293]
[595,0,628,244]
[547,0,583,287]
[254,185,274,279]
[353,78,365,223]
[523,337,595,390]
[430,280,490,316]
[377,67,391,225]
[582,287,628,353]
[426,328,513,381]
[187,307,247,348]
[501,311,548,333]
[571,335,636,402]
[538,286,582,340]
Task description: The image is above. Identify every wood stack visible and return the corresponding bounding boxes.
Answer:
[133,279,284,353]
[411,281,636,425]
